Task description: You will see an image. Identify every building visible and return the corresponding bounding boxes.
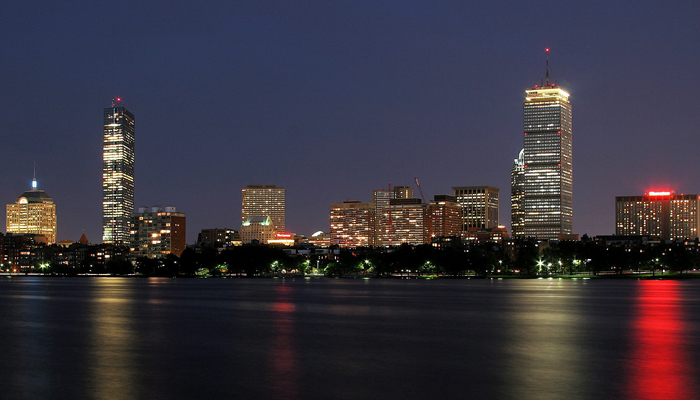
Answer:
[241,185,285,233]
[130,206,186,258]
[330,201,375,248]
[425,195,462,242]
[462,226,510,243]
[522,56,573,239]
[6,176,57,244]
[615,191,700,241]
[103,99,135,244]
[452,186,499,235]
[240,216,276,244]
[386,198,425,246]
[197,228,239,247]
[511,149,525,238]
[373,186,414,247]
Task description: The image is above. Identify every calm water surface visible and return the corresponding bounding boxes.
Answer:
[1,277,699,400]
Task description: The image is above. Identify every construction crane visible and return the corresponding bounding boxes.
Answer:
[414,177,427,204]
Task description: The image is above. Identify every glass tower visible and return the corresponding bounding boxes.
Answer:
[522,83,572,239]
[102,101,135,244]
[510,149,525,238]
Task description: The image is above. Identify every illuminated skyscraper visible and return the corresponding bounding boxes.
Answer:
[522,52,572,239]
[241,185,286,233]
[6,175,57,244]
[102,99,135,244]
[510,149,525,238]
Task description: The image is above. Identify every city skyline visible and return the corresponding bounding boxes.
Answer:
[1,2,699,244]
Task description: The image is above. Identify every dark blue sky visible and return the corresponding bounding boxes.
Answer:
[2,1,699,243]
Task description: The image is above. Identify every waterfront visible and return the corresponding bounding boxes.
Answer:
[0,278,698,400]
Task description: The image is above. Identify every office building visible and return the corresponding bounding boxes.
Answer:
[241,185,285,233]
[373,185,414,247]
[615,191,700,241]
[6,176,57,244]
[130,206,186,258]
[240,216,275,244]
[511,149,525,238]
[330,201,375,248]
[452,186,499,235]
[522,57,573,239]
[386,198,425,246]
[103,99,135,244]
[197,228,239,247]
[425,195,462,242]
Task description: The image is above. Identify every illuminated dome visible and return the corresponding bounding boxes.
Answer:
[19,189,54,204]
[311,231,325,237]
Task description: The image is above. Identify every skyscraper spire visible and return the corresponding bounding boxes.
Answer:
[32,162,37,189]
[545,47,550,85]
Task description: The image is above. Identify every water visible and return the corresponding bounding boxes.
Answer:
[1,277,699,400]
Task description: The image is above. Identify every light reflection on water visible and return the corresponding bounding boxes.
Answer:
[87,278,138,400]
[0,278,699,400]
[625,281,698,400]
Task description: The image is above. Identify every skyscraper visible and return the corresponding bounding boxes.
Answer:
[102,99,135,244]
[522,53,572,239]
[510,149,525,238]
[6,175,57,244]
[241,185,286,233]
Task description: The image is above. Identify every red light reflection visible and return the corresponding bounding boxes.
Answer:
[269,285,300,399]
[625,281,697,400]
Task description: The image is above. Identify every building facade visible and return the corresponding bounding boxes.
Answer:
[6,177,57,244]
[373,186,415,247]
[240,216,275,244]
[386,198,425,246]
[425,195,462,242]
[522,81,573,239]
[330,201,375,248]
[197,228,239,247]
[130,206,186,258]
[615,191,700,241]
[241,185,286,233]
[452,186,499,235]
[103,100,135,244]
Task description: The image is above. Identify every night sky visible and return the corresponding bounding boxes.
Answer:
[2,1,699,244]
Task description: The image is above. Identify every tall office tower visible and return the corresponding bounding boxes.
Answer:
[511,149,525,238]
[522,53,573,239]
[6,176,57,244]
[452,186,500,235]
[130,206,186,258]
[425,195,462,242]
[103,99,135,244]
[616,191,700,241]
[330,201,375,248]
[241,185,286,233]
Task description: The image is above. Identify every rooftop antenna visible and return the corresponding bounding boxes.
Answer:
[32,162,37,189]
[545,47,550,85]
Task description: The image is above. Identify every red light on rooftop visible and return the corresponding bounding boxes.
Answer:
[545,47,550,53]
[648,191,672,196]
